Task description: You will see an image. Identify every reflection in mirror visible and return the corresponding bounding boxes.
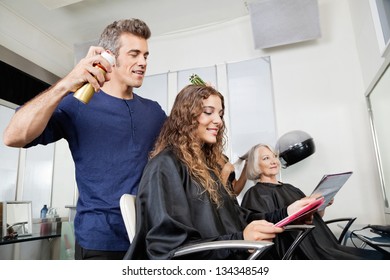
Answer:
[367,63,390,211]
[2,201,33,238]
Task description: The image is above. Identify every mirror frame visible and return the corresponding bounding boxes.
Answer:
[366,60,390,213]
[2,201,33,237]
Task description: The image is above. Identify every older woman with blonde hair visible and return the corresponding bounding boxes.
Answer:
[241,143,387,260]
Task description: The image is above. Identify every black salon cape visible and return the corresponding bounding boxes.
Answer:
[241,182,387,260]
[126,148,287,260]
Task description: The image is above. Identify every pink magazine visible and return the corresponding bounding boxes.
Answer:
[275,197,325,227]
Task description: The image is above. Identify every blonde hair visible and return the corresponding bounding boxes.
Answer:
[239,143,278,181]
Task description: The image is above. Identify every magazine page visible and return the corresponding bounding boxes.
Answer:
[311,171,353,211]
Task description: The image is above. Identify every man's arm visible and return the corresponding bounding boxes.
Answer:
[3,81,69,147]
[3,46,112,147]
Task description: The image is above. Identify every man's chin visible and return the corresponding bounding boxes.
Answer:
[132,82,143,88]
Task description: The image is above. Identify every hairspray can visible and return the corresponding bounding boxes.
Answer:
[73,51,115,104]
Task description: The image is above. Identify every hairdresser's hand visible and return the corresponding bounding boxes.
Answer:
[243,220,284,242]
[221,162,235,185]
[60,46,113,93]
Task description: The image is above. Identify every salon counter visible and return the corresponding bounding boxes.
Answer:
[0,232,60,246]
[0,218,70,260]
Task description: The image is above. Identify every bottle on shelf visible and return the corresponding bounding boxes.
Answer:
[40,204,48,219]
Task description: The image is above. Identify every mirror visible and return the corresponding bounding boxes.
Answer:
[367,62,390,213]
[2,201,33,238]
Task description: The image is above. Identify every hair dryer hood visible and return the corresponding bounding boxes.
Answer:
[276,130,315,168]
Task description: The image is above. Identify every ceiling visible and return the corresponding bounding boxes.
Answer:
[0,0,251,77]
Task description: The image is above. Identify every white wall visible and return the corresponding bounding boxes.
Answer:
[143,0,385,224]
[348,0,387,91]
[273,0,384,224]
[11,0,385,224]
[51,139,77,218]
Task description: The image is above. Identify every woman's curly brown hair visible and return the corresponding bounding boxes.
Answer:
[150,85,230,206]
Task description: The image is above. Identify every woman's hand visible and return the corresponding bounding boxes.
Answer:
[286,196,319,224]
[243,220,284,242]
[327,198,334,207]
[286,196,317,216]
[317,198,334,217]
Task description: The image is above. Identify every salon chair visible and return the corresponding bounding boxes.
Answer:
[324,217,357,244]
[120,194,315,260]
[119,194,274,259]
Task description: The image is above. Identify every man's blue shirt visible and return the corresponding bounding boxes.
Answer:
[26,90,166,251]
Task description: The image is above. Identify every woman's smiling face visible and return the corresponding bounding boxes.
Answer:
[196,94,223,144]
[257,146,281,178]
